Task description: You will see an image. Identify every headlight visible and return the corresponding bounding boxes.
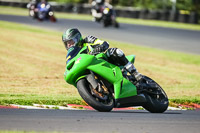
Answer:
[49,11,53,16]
[103,8,109,14]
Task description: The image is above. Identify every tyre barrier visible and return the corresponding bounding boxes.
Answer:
[0,0,198,24]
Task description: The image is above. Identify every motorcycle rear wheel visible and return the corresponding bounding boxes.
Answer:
[113,21,119,28]
[142,76,169,113]
[77,78,114,112]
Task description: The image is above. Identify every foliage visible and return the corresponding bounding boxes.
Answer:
[48,0,87,3]
[48,0,200,14]
[116,0,194,10]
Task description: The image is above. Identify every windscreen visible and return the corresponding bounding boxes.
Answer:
[66,46,82,64]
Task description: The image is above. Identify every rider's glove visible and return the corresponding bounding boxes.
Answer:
[84,35,97,43]
[90,45,104,55]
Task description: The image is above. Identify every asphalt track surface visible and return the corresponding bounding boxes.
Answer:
[0,14,200,132]
[0,109,200,133]
[0,14,200,55]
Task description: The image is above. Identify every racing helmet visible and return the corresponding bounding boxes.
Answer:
[62,28,83,50]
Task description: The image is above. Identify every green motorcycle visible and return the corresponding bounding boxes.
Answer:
[64,44,169,113]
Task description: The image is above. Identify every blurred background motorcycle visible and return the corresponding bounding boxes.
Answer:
[102,7,119,28]
[27,0,56,22]
[27,0,39,19]
[91,0,119,28]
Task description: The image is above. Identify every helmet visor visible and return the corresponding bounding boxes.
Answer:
[64,39,75,50]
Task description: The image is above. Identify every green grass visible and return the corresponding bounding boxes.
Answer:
[0,94,82,106]
[0,20,200,106]
[0,131,62,133]
[1,5,200,31]
[0,20,82,105]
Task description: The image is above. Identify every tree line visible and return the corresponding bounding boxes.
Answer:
[49,0,200,14]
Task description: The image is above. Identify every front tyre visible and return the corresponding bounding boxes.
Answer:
[77,79,114,112]
[50,16,56,22]
[141,76,169,113]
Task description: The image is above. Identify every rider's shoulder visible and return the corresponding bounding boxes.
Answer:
[91,1,96,6]
[105,2,113,8]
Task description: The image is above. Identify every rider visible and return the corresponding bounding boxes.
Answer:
[37,0,52,10]
[27,0,39,18]
[62,28,142,81]
[27,0,39,9]
[91,0,113,22]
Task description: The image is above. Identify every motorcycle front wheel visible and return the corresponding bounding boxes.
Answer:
[77,78,114,112]
[141,76,169,113]
[50,16,56,22]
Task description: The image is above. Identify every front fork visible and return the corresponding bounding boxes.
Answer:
[86,71,111,101]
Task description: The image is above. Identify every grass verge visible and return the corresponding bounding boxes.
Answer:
[0,5,200,31]
[0,131,61,133]
[0,20,200,106]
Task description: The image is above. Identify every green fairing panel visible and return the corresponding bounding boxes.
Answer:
[64,46,137,99]
[126,55,135,64]
[114,78,137,99]
[89,62,137,99]
[87,59,121,83]
[64,54,94,85]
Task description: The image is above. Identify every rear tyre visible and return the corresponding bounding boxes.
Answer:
[77,78,114,112]
[142,76,169,113]
[114,21,119,28]
[103,20,108,28]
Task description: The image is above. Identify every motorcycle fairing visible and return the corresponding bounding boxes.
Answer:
[64,46,137,99]
[87,60,137,99]
[126,55,135,64]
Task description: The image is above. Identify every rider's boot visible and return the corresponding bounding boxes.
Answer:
[124,62,142,81]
